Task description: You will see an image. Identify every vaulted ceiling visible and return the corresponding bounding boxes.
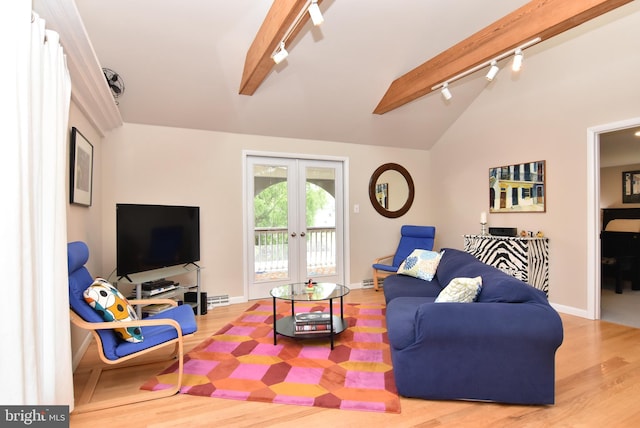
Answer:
[35,0,633,150]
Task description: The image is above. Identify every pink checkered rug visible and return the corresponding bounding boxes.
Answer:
[141,300,400,413]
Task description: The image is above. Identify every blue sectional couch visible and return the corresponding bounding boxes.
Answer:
[383,247,563,405]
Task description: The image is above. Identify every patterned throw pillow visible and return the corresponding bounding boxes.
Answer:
[396,249,444,281]
[83,278,144,343]
[435,276,483,303]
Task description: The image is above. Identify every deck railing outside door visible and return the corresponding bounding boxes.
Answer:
[254,226,336,280]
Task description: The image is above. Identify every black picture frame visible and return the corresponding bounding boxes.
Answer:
[70,127,93,206]
[622,170,640,204]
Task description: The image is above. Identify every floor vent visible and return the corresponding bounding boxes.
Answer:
[207,295,230,309]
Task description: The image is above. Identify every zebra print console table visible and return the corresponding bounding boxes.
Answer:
[463,235,549,296]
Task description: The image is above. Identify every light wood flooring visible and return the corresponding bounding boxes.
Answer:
[70,288,640,427]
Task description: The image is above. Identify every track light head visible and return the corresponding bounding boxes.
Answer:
[441,83,452,101]
[308,0,324,26]
[486,61,500,81]
[272,42,288,64]
[512,49,523,72]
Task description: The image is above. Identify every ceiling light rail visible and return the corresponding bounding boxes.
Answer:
[271,0,324,64]
[431,37,541,100]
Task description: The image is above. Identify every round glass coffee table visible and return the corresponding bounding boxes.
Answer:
[270,282,350,349]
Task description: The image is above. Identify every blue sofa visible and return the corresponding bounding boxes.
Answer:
[383,248,563,405]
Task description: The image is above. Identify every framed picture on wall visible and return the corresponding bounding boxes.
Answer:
[489,160,546,213]
[70,127,93,206]
[622,170,640,203]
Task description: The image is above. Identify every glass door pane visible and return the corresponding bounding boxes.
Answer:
[253,163,292,283]
[304,166,336,279]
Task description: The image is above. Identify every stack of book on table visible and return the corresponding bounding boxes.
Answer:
[294,311,332,335]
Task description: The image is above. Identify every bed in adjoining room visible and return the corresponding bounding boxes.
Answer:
[601,208,640,293]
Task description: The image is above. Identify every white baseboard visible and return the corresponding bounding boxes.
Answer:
[550,302,590,319]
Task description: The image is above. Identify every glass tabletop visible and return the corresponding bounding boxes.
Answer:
[270,282,350,301]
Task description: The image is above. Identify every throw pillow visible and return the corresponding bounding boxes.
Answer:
[83,278,144,343]
[396,249,444,281]
[435,276,483,303]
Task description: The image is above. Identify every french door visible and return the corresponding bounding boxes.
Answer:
[246,155,344,300]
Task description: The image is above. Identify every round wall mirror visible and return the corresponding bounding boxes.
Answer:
[368,163,415,218]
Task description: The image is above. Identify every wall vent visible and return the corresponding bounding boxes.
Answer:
[361,279,374,288]
[207,295,230,309]
[362,278,384,289]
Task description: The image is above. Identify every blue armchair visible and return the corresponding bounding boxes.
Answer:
[68,241,198,413]
[372,225,436,291]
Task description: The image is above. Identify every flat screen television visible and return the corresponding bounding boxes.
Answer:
[116,203,200,277]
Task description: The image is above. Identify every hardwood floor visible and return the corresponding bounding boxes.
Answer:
[70,289,640,427]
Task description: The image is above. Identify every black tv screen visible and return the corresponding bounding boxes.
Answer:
[116,204,200,277]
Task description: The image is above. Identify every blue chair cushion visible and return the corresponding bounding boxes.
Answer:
[372,263,399,272]
[392,225,436,267]
[115,304,197,358]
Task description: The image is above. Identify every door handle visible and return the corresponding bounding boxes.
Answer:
[291,232,297,237]
[300,232,306,237]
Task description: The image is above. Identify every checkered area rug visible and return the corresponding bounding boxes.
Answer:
[141,300,400,413]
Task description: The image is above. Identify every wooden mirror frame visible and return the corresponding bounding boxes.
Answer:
[368,163,415,218]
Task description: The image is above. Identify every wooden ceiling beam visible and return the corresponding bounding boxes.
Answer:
[240,0,323,95]
[373,0,633,114]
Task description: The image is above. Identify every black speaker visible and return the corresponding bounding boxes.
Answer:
[489,227,518,237]
[184,291,207,315]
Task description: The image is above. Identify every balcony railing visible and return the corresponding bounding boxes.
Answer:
[254,226,336,279]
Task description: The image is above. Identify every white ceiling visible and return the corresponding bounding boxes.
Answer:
[68,0,538,150]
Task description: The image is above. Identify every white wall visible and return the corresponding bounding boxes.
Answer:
[100,124,432,300]
[66,100,104,364]
[429,2,640,313]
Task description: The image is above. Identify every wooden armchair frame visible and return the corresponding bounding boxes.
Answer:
[70,298,191,414]
[372,254,395,291]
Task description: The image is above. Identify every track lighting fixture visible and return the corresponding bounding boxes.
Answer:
[272,42,288,64]
[486,61,500,81]
[431,37,541,103]
[441,83,452,101]
[308,0,324,26]
[271,0,324,64]
[512,49,524,72]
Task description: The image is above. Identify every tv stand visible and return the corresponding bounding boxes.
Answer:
[110,264,203,317]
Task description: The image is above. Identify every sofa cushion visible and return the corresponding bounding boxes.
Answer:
[435,276,483,303]
[436,248,547,304]
[383,274,443,304]
[397,249,443,281]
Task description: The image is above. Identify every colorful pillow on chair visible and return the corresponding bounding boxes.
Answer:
[83,278,144,343]
[396,249,444,281]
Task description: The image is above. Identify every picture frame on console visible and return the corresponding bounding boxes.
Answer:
[489,160,546,213]
[622,170,640,204]
[70,127,93,207]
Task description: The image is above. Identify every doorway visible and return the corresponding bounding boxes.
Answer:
[587,117,640,323]
[245,154,345,300]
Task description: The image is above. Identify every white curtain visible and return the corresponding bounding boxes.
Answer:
[1,3,73,408]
